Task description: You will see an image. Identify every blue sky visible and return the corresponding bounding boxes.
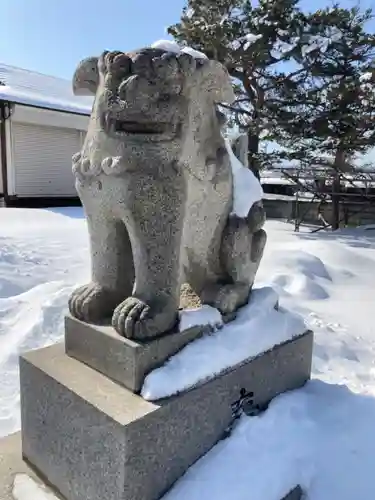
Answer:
[1,0,374,80]
[0,0,186,79]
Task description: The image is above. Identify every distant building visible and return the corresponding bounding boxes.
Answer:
[0,63,92,204]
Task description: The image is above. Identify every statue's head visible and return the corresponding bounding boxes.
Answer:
[73,48,234,146]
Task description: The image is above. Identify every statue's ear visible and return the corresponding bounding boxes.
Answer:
[198,59,235,104]
[72,57,99,96]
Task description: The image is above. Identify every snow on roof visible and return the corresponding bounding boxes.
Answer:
[0,63,93,115]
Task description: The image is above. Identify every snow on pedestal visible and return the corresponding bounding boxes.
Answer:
[178,304,223,331]
[141,287,307,401]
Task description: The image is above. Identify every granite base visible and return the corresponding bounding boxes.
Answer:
[20,330,313,500]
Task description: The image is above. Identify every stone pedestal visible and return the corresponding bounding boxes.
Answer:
[64,314,209,393]
[18,320,313,500]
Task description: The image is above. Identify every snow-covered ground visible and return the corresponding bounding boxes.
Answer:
[1,207,375,499]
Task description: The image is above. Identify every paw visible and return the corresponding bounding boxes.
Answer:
[201,283,250,315]
[69,282,123,323]
[112,296,178,340]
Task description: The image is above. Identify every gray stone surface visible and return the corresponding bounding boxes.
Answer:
[68,48,267,340]
[65,313,210,393]
[20,331,312,500]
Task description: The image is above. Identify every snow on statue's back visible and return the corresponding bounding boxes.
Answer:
[224,137,263,218]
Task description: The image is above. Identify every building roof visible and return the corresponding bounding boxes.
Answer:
[0,63,93,115]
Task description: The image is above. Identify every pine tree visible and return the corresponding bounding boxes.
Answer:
[278,6,375,228]
[168,0,309,178]
[280,6,375,167]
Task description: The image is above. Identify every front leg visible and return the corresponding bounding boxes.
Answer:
[112,167,186,340]
[69,183,134,323]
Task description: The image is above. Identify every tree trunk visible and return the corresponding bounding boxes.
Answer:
[331,173,340,230]
[331,149,345,231]
[241,75,261,180]
[247,129,260,180]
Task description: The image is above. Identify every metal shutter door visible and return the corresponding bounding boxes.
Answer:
[12,122,82,197]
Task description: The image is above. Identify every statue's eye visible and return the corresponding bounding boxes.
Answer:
[159,94,171,102]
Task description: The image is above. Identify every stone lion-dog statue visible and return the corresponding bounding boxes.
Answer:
[69,47,267,340]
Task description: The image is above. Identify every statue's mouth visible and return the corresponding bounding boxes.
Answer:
[114,120,168,135]
[102,112,177,141]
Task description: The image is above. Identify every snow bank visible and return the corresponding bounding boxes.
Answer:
[258,224,375,396]
[165,379,375,500]
[0,208,89,437]
[141,287,306,401]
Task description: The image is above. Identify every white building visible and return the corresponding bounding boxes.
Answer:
[0,63,92,205]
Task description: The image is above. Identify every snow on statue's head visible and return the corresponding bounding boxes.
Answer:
[71,46,234,178]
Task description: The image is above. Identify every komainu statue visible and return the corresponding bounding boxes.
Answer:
[69,48,267,340]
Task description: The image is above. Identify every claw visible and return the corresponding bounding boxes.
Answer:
[111,296,177,340]
[124,300,147,338]
[112,297,148,338]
